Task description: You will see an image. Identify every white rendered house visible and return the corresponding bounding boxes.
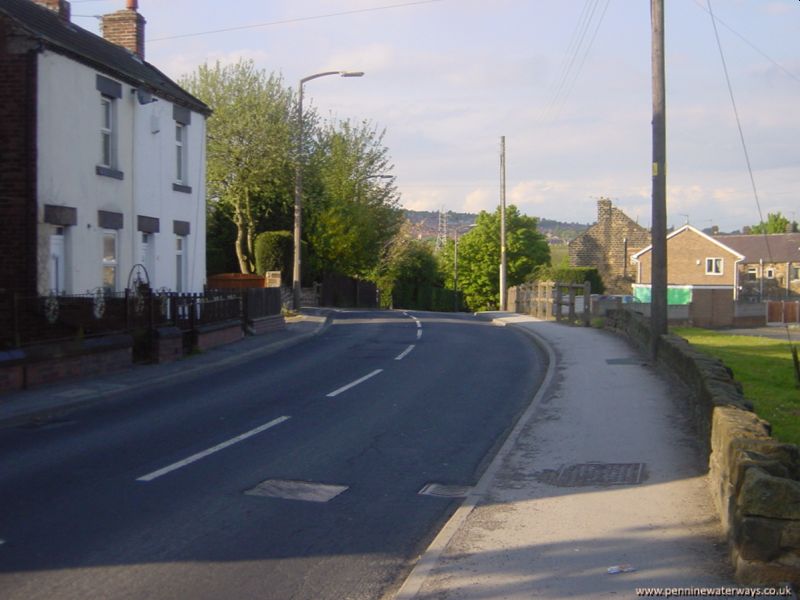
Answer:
[0,0,210,298]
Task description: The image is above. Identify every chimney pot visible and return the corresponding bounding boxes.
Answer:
[34,0,71,21]
[126,0,138,10]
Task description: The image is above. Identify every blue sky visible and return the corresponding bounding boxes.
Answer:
[74,0,799,231]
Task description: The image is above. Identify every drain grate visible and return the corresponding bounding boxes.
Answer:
[245,479,348,503]
[540,463,645,487]
[418,483,472,498]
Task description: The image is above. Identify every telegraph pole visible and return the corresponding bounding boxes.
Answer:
[651,0,668,357]
[499,136,507,311]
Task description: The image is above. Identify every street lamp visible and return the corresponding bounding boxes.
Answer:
[292,70,364,310]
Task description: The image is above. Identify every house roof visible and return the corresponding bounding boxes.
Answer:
[713,233,800,264]
[0,0,210,115]
[631,224,745,261]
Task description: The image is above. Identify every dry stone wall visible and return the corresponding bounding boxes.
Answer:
[607,308,800,585]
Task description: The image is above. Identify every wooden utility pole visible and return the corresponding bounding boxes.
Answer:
[499,136,507,311]
[651,0,668,358]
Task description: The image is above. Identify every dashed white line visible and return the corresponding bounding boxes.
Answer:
[327,369,383,398]
[417,329,423,340]
[415,319,421,329]
[136,416,291,482]
[395,344,416,360]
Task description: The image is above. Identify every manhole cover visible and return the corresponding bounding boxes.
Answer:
[606,358,648,366]
[418,483,472,498]
[543,463,645,487]
[245,479,348,503]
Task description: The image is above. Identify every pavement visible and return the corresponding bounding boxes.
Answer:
[0,309,333,428]
[0,309,773,598]
[395,313,753,600]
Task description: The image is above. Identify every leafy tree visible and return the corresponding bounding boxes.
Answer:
[180,60,302,273]
[374,229,441,308]
[749,212,798,234]
[305,119,402,278]
[440,206,550,311]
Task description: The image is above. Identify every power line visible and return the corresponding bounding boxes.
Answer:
[537,0,610,124]
[147,0,445,43]
[693,0,800,85]
[707,0,766,241]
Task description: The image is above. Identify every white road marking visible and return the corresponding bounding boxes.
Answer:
[327,369,383,398]
[417,329,423,340]
[136,416,291,482]
[395,344,416,360]
[415,320,422,329]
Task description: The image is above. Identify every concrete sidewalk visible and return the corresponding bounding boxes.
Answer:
[0,310,332,428]
[396,314,744,599]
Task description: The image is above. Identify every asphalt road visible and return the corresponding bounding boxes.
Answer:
[0,310,546,600]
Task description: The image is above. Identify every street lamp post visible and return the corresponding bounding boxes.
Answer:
[292,70,364,310]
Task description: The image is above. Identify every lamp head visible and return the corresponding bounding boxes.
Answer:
[340,71,365,78]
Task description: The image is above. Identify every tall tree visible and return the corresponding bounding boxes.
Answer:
[180,60,302,273]
[306,119,402,277]
[440,206,550,311]
[749,212,798,234]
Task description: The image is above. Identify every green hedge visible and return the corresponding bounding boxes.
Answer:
[254,231,295,283]
[391,283,464,312]
[531,265,605,295]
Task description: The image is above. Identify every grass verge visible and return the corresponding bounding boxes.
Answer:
[672,327,800,446]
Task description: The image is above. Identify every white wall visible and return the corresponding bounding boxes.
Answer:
[133,96,206,293]
[36,51,206,295]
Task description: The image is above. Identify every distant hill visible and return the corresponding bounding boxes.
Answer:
[403,210,588,244]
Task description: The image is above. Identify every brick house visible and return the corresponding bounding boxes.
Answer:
[631,225,744,302]
[0,0,210,329]
[713,233,800,301]
[568,198,650,294]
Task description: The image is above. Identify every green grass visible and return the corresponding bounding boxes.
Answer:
[549,244,569,268]
[673,327,800,445]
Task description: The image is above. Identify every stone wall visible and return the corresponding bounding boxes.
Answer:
[607,309,800,585]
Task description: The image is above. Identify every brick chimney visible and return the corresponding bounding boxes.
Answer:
[100,0,146,59]
[34,0,71,21]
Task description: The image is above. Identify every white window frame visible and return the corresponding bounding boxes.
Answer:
[705,257,723,276]
[746,267,758,282]
[100,95,117,169]
[175,236,186,293]
[102,229,118,292]
[139,232,154,284]
[792,266,800,281]
[49,226,66,294]
[175,123,187,184]
[765,267,775,279]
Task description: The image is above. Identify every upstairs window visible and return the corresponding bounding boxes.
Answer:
[175,123,186,183]
[100,96,115,168]
[172,105,192,193]
[705,258,723,275]
[95,75,123,180]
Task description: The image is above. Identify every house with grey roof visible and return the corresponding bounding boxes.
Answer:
[714,233,800,301]
[0,0,210,317]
